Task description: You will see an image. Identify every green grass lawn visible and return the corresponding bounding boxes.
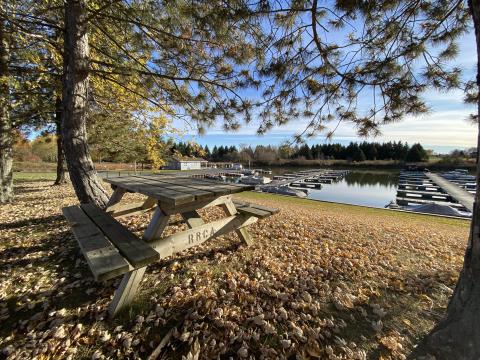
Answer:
[13,172,57,182]
[235,191,470,228]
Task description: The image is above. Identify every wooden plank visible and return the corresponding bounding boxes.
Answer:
[62,206,130,281]
[105,177,191,204]
[235,205,271,219]
[233,201,279,215]
[159,177,231,196]
[175,176,247,190]
[168,174,255,192]
[131,175,215,200]
[150,214,258,256]
[81,204,160,268]
[180,177,255,193]
[104,177,194,206]
[144,175,241,194]
[160,195,232,215]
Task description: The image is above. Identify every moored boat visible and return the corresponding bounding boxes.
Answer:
[240,176,272,185]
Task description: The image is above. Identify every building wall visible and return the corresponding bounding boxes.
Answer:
[180,161,202,170]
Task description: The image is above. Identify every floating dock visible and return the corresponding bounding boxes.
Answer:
[260,169,349,195]
[426,173,474,212]
[395,171,475,213]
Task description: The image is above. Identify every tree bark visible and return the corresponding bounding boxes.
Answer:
[53,96,68,185]
[413,1,480,358]
[62,0,108,206]
[0,16,12,204]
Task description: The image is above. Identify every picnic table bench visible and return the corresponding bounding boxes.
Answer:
[63,175,278,317]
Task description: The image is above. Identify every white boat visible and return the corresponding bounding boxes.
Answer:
[240,176,272,185]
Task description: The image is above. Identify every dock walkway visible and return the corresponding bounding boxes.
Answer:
[270,170,327,186]
[426,173,474,212]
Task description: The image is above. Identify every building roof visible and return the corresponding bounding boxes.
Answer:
[170,156,207,162]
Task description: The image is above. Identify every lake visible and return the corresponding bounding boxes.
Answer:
[268,168,400,208]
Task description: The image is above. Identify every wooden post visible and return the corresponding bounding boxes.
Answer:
[107,196,157,218]
[142,207,170,241]
[221,200,253,246]
[181,210,204,228]
[108,207,170,317]
[105,187,126,210]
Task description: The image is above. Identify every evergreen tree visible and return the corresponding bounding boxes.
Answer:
[296,144,311,159]
[406,143,428,162]
[352,147,366,162]
[204,145,211,159]
[211,145,218,161]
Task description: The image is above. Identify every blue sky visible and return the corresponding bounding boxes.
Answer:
[173,30,478,154]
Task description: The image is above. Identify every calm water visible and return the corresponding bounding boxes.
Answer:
[269,168,400,208]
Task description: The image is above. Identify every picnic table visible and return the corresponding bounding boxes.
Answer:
[63,175,278,316]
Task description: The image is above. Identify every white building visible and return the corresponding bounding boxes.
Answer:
[168,157,208,170]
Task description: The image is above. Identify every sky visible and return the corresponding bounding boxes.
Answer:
[173,30,478,154]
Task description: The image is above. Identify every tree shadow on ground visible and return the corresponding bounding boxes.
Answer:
[327,267,457,358]
[0,214,64,231]
[10,186,43,194]
[0,223,112,339]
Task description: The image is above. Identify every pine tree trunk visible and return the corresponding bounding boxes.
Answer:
[414,1,480,358]
[0,16,12,204]
[53,96,68,185]
[62,0,108,206]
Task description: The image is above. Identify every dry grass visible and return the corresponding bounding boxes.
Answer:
[0,177,469,359]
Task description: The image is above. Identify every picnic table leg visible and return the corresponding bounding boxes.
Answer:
[181,210,204,228]
[142,197,157,210]
[221,200,253,246]
[108,196,157,218]
[106,187,126,211]
[108,207,170,317]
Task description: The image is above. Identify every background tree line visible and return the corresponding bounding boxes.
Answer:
[16,135,432,166]
[167,141,429,163]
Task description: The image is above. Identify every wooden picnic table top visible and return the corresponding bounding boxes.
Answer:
[104,175,255,207]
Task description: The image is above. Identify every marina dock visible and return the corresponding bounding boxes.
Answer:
[396,171,475,213]
[263,169,349,190]
[426,173,474,212]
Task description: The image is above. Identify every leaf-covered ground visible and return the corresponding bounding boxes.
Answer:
[0,177,469,359]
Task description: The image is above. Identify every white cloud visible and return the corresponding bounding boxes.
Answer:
[360,110,477,147]
[175,108,477,148]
